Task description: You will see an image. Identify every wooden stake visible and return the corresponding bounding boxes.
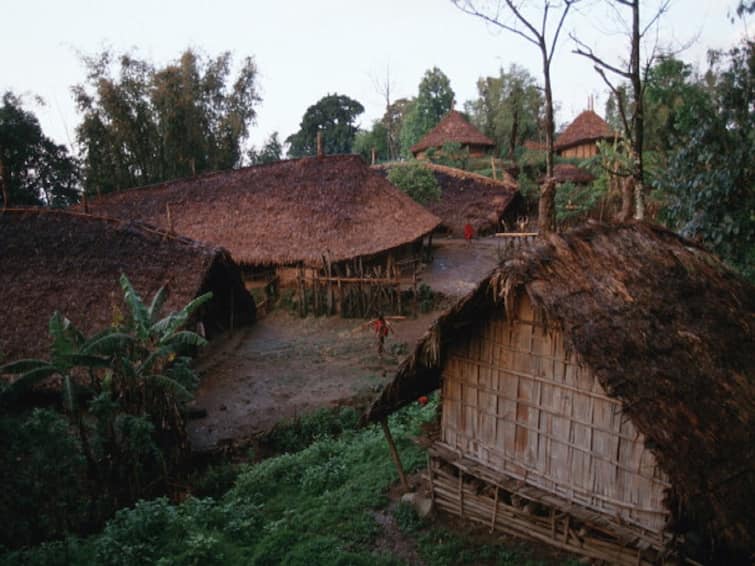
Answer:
[166,203,174,233]
[381,418,410,491]
[316,131,324,158]
[490,156,497,181]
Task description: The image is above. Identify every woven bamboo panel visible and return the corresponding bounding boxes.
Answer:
[440,295,669,533]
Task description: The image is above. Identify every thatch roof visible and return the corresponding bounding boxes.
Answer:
[0,209,255,363]
[81,155,441,267]
[555,110,617,151]
[366,222,754,559]
[411,111,495,155]
[373,162,520,237]
[540,163,596,184]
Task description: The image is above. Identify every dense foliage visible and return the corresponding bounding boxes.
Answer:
[246,132,282,165]
[286,94,364,157]
[387,163,441,205]
[464,65,543,158]
[0,92,79,207]
[1,397,568,566]
[74,49,260,195]
[653,42,754,279]
[0,276,210,547]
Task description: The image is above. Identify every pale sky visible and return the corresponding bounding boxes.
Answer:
[0,0,746,154]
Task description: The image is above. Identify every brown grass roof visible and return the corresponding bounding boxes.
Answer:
[555,109,618,150]
[81,155,440,267]
[373,162,519,237]
[0,209,254,363]
[411,111,495,154]
[366,222,754,559]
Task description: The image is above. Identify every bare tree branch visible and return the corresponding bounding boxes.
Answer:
[452,1,540,47]
[571,33,632,78]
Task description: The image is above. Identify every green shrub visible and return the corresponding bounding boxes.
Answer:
[387,163,441,205]
[0,409,88,548]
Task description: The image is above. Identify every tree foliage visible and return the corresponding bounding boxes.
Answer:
[465,64,543,158]
[247,132,283,165]
[0,92,79,208]
[353,120,389,163]
[399,67,455,155]
[285,93,364,157]
[654,41,754,280]
[387,163,441,205]
[73,49,260,195]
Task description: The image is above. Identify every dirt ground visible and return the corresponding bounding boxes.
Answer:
[187,238,501,452]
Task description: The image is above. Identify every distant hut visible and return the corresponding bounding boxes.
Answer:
[555,109,618,159]
[366,223,754,565]
[540,163,595,185]
[411,111,495,159]
[82,155,441,317]
[373,162,521,237]
[0,209,255,363]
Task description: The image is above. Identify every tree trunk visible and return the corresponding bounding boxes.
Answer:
[538,178,557,234]
[539,42,556,233]
[617,176,634,222]
[630,0,645,220]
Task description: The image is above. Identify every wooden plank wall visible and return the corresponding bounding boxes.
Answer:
[440,295,669,533]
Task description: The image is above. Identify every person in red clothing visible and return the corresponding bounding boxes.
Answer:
[463,221,474,244]
[369,313,393,356]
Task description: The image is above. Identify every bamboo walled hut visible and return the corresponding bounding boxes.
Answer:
[555,109,618,159]
[366,223,754,564]
[373,162,521,237]
[81,155,440,317]
[0,209,255,363]
[411,110,496,159]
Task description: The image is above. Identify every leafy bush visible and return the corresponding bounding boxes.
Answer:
[387,163,441,205]
[262,406,360,453]
[0,409,88,548]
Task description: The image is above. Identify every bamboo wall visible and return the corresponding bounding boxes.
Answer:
[440,294,670,534]
[559,143,599,159]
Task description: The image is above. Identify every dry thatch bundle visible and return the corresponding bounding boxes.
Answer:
[410,110,495,156]
[366,221,754,560]
[81,155,440,267]
[373,162,520,236]
[0,209,255,362]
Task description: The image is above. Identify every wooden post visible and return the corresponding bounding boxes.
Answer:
[490,156,497,181]
[0,157,7,210]
[316,131,324,158]
[371,147,376,165]
[381,418,410,491]
[166,203,174,233]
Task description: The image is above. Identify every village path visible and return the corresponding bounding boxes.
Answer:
[187,238,502,452]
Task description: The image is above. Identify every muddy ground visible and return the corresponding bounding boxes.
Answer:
[188,238,502,452]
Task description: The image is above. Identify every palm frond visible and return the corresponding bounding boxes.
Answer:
[82,332,134,356]
[143,374,193,402]
[119,274,150,340]
[147,285,169,325]
[0,365,61,402]
[62,375,77,412]
[151,292,212,339]
[161,330,208,349]
[0,358,50,374]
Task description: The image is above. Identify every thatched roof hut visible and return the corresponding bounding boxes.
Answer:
[367,222,754,564]
[0,209,255,362]
[411,111,495,158]
[82,155,440,268]
[555,110,618,159]
[373,162,521,237]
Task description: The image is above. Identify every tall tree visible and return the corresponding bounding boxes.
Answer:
[286,94,364,157]
[247,132,283,165]
[73,49,260,195]
[453,0,580,233]
[399,67,455,155]
[464,64,544,158]
[0,92,79,208]
[571,0,673,220]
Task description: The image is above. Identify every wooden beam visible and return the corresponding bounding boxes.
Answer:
[381,418,410,492]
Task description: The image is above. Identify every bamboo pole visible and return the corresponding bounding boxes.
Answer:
[380,419,409,491]
[490,156,497,180]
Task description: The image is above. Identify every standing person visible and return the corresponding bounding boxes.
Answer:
[369,313,393,356]
[464,220,474,244]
